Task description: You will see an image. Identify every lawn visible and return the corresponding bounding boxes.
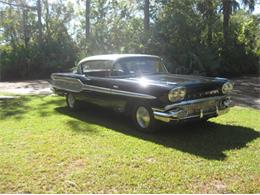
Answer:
[0,95,259,193]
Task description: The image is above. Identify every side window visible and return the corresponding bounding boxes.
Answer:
[81,60,113,77]
[111,63,128,76]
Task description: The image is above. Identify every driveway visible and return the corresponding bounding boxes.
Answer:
[0,77,259,109]
[232,76,260,109]
[0,80,52,95]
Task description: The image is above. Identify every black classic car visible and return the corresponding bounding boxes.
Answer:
[51,54,233,132]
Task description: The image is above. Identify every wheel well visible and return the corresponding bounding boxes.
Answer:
[125,99,151,116]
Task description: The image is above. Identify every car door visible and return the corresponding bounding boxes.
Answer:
[76,60,115,107]
[108,61,140,93]
[105,62,138,111]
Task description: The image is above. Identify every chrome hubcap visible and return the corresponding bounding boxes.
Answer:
[68,94,75,108]
[136,106,150,128]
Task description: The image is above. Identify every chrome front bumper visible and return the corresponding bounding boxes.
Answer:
[152,96,233,123]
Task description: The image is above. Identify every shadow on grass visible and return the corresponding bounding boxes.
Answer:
[56,104,259,161]
[0,96,65,119]
[0,96,31,120]
[37,97,65,117]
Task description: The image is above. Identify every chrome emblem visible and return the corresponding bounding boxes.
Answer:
[205,89,219,95]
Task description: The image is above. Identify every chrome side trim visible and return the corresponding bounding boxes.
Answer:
[52,77,83,93]
[82,84,156,99]
[52,84,81,93]
[52,77,156,100]
[110,89,156,99]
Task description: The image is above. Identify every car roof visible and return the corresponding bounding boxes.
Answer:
[78,54,160,65]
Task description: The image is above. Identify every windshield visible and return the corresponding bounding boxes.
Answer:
[111,57,168,77]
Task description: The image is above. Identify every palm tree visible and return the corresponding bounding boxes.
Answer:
[221,0,255,49]
[144,0,149,32]
[37,0,43,48]
[197,0,217,46]
[85,0,90,39]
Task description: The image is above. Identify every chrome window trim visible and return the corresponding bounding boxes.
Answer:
[80,60,114,77]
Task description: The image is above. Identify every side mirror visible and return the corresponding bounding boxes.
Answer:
[71,66,77,73]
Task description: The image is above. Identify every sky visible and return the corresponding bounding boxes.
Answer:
[253,2,260,14]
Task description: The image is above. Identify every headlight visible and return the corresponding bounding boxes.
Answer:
[222,82,233,94]
[168,87,186,102]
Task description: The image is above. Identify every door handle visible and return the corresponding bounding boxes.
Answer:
[113,85,119,89]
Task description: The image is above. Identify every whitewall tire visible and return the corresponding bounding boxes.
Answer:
[132,104,157,132]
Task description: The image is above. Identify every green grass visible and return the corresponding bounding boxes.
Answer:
[0,92,19,96]
[0,95,259,193]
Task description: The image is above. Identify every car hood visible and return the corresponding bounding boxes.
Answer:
[124,73,228,92]
[128,73,225,85]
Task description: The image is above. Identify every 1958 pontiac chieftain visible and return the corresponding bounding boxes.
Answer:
[51,54,233,132]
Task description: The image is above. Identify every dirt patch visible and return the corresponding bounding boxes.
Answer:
[192,179,228,193]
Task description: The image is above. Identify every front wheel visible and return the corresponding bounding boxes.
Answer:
[132,104,158,132]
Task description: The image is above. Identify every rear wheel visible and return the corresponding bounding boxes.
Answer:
[66,93,81,110]
[132,104,158,132]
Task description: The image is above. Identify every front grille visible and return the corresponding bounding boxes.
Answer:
[185,100,217,115]
[186,89,220,100]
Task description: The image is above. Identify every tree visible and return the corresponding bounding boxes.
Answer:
[21,5,29,48]
[197,0,218,46]
[37,0,43,48]
[221,0,255,49]
[43,0,50,38]
[85,0,90,39]
[0,0,259,80]
[144,0,149,32]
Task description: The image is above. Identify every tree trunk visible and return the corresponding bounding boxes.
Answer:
[22,9,29,48]
[37,0,43,48]
[7,3,16,50]
[207,23,212,46]
[85,0,90,39]
[207,0,213,46]
[222,0,231,50]
[144,0,149,32]
[45,0,50,39]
